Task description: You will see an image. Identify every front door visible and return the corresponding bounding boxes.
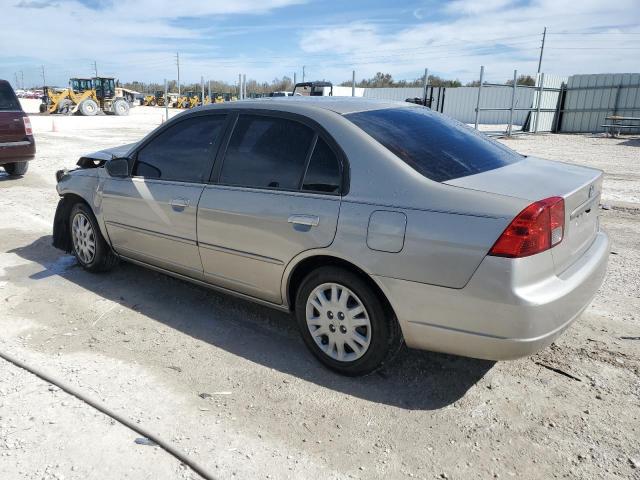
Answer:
[101,113,227,278]
[197,113,345,303]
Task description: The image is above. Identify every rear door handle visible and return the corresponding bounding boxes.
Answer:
[288,214,320,227]
[170,198,190,209]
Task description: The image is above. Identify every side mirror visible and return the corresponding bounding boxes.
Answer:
[105,157,129,177]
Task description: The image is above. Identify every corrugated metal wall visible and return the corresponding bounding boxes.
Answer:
[362,73,640,133]
[363,87,424,101]
[363,85,534,124]
[529,74,568,132]
[442,86,534,124]
[560,73,640,133]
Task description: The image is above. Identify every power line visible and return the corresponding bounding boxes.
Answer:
[548,31,640,35]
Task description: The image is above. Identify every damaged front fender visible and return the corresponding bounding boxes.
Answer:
[52,196,75,253]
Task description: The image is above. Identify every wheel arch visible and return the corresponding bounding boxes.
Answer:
[284,253,396,319]
[52,193,108,253]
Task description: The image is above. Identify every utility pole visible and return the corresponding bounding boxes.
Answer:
[20,71,24,89]
[175,52,180,96]
[302,65,306,82]
[352,70,356,97]
[14,72,19,89]
[423,68,429,105]
[293,72,297,86]
[238,73,242,100]
[93,61,98,77]
[201,75,204,104]
[243,74,246,98]
[41,65,46,87]
[537,26,547,74]
[208,80,211,100]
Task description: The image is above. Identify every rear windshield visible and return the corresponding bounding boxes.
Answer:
[0,82,21,111]
[345,107,522,182]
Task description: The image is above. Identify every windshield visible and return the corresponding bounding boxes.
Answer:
[345,107,523,182]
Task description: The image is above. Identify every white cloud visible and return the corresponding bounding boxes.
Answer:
[296,0,640,83]
[1,0,639,87]
[0,0,305,85]
[444,0,516,15]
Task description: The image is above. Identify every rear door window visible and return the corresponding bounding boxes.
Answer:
[133,115,226,183]
[220,114,314,190]
[0,82,21,111]
[345,107,522,182]
[302,137,342,194]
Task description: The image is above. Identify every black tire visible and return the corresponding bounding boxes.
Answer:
[78,99,99,116]
[294,266,402,376]
[39,103,47,113]
[69,202,118,272]
[4,161,29,176]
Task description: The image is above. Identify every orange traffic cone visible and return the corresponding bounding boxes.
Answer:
[51,119,58,132]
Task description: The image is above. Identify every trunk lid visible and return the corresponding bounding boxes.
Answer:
[445,156,602,274]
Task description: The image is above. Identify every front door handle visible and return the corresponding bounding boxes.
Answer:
[288,214,320,227]
[170,198,190,210]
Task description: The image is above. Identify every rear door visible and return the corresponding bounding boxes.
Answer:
[197,112,344,303]
[101,113,227,278]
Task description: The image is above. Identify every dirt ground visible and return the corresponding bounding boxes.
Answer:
[1,100,639,480]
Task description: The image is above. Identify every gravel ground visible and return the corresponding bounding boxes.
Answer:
[0,100,639,479]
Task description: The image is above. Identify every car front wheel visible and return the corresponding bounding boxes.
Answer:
[295,266,402,376]
[70,202,118,272]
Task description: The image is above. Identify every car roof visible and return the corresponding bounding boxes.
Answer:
[196,96,414,116]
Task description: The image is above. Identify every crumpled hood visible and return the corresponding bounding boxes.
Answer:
[78,142,138,163]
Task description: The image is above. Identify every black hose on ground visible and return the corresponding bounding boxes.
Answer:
[0,349,218,480]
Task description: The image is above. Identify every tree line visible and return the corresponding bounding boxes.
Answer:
[119,72,536,94]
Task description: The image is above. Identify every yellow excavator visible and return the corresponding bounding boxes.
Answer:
[40,77,129,116]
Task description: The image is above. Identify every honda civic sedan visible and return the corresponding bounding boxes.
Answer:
[52,98,609,375]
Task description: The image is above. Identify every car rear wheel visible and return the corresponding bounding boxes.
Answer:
[70,203,118,272]
[295,266,402,376]
[4,162,28,176]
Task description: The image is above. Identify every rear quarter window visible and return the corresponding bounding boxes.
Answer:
[345,107,522,182]
[0,82,21,111]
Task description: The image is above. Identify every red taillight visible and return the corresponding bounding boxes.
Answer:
[22,116,33,136]
[489,196,565,258]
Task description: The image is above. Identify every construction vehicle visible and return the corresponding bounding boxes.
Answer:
[155,91,166,107]
[142,90,165,106]
[174,91,200,109]
[115,87,138,106]
[187,92,201,108]
[174,93,189,108]
[142,94,156,106]
[40,77,130,116]
[292,81,333,96]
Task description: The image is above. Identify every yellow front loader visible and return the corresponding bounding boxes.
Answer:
[142,94,156,106]
[40,77,129,116]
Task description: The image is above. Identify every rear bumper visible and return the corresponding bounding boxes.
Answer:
[0,138,35,165]
[374,231,610,360]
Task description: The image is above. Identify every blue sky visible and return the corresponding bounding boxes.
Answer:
[1,0,639,88]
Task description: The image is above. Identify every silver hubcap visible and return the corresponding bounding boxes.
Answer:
[71,212,96,264]
[305,282,371,362]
